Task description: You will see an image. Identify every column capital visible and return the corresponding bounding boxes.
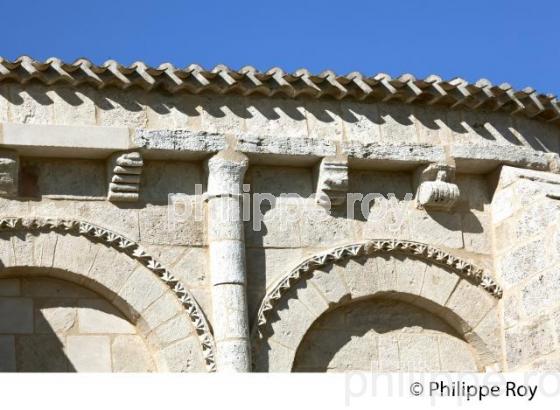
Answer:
[207,149,249,197]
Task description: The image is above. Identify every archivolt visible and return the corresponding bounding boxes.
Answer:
[0,216,216,372]
[254,239,502,339]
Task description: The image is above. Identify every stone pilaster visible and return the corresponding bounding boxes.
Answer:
[206,149,251,372]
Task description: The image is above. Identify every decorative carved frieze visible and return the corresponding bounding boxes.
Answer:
[0,216,216,372]
[315,156,349,208]
[414,163,459,211]
[108,151,143,202]
[253,239,502,340]
[0,150,18,197]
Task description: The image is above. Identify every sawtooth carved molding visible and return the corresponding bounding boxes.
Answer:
[253,239,502,340]
[1,56,559,124]
[0,216,217,372]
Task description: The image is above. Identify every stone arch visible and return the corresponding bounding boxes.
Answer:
[0,217,216,372]
[252,239,503,372]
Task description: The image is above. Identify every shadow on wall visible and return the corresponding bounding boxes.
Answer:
[1,83,558,153]
[0,276,154,372]
[291,296,477,372]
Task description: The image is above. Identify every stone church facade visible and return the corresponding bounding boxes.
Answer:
[0,56,559,372]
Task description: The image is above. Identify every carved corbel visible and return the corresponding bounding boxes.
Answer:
[0,150,19,197]
[414,163,459,211]
[315,156,349,208]
[107,151,143,202]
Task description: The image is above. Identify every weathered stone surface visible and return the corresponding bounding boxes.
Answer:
[67,335,112,372]
[157,336,205,372]
[77,299,135,334]
[0,297,33,333]
[505,320,555,370]
[111,335,155,372]
[0,336,16,371]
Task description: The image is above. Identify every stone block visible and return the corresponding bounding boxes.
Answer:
[157,336,205,372]
[308,266,350,306]
[34,300,76,334]
[0,336,16,372]
[332,257,379,300]
[52,234,98,276]
[304,100,344,141]
[438,335,479,371]
[77,299,135,334]
[378,103,417,144]
[0,279,20,296]
[8,84,54,125]
[270,296,315,349]
[200,95,246,135]
[21,277,95,298]
[521,268,560,316]
[245,96,307,139]
[86,245,137,298]
[50,87,96,126]
[96,89,147,128]
[67,335,112,372]
[505,320,555,370]
[419,264,459,307]
[394,255,427,297]
[377,334,400,372]
[111,335,155,372]
[445,279,496,332]
[0,297,33,333]
[16,334,70,372]
[139,291,184,333]
[148,314,193,348]
[139,204,204,246]
[257,339,296,372]
[398,334,440,372]
[499,239,549,286]
[340,101,382,143]
[116,266,167,319]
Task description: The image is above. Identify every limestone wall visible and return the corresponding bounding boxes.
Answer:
[492,166,560,370]
[0,77,558,372]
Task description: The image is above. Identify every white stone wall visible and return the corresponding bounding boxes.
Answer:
[293,298,478,372]
[492,166,560,370]
[0,79,559,372]
[0,277,154,372]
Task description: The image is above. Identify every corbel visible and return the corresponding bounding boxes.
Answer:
[315,156,349,208]
[107,151,143,202]
[414,163,459,211]
[0,149,19,198]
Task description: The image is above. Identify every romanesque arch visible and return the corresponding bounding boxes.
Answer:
[252,239,503,372]
[0,217,216,372]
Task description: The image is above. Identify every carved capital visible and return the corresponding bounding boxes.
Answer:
[414,163,459,211]
[108,151,143,202]
[315,156,349,208]
[0,150,19,198]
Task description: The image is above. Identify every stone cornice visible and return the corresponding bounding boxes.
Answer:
[1,56,559,125]
[0,216,217,372]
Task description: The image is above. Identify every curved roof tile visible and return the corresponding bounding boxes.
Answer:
[0,56,558,125]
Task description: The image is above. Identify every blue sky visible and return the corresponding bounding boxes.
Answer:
[2,0,558,94]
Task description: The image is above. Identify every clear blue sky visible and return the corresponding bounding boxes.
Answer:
[2,0,559,94]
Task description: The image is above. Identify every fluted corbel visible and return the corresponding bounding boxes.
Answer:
[414,163,459,211]
[107,151,143,202]
[0,149,18,198]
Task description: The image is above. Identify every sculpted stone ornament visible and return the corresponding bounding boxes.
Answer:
[415,163,459,211]
[315,156,349,208]
[0,216,217,372]
[0,150,18,197]
[253,239,503,340]
[108,151,143,202]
